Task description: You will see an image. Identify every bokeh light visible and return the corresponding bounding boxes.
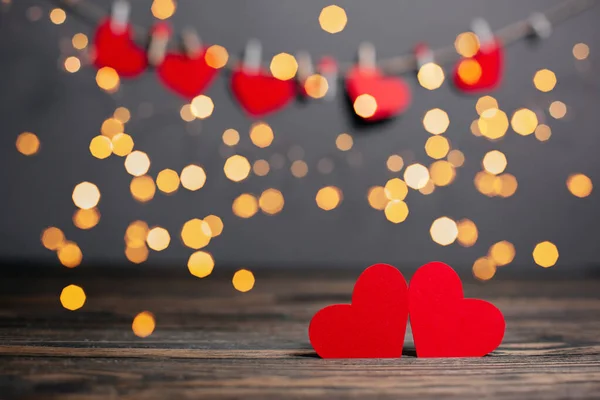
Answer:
[205,45,229,69]
[96,67,120,92]
[386,154,404,172]
[132,311,156,338]
[204,215,223,237]
[191,95,214,119]
[180,164,206,190]
[101,118,124,138]
[72,182,100,210]
[232,193,259,218]
[179,104,195,122]
[573,43,590,60]
[423,108,449,135]
[130,176,156,202]
[475,96,498,115]
[454,31,480,57]
[319,5,347,34]
[57,242,83,268]
[496,173,519,197]
[447,149,465,167]
[482,150,507,175]
[64,56,81,73]
[457,219,478,247]
[315,186,342,211]
[188,251,214,278]
[353,94,377,118]
[304,74,329,99]
[147,226,170,251]
[114,107,131,123]
[456,59,482,85]
[533,241,559,268]
[534,124,552,142]
[478,108,509,140]
[60,284,86,311]
[111,133,134,156]
[336,133,353,151]
[233,269,255,292]
[156,169,180,194]
[290,160,308,178]
[470,119,482,137]
[16,132,40,156]
[151,0,176,19]
[429,160,456,186]
[125,221,149,249]
[419,180,435,195]
[73,208,100,230]
[181,219,211,249]
[511,108,538,135]
[124,151,151,177]
[224,155,251,182]
[223,128,240,146]
[549,101,567,119]
[425,135,450,159]
[404,163,430,190]
[417,63,445,90]
[50,8,66,24]
[254,159,271,176]
[472,257,496,281]
[533,69,556,92]
[367,186,387,210]
[41,227,65,250]
[474,171,496,197]
[430,217,458,246]
[384,200,409,223]
[567,173,593,198]
[384,178,408,201]
[89,135,112,159]
[125,245,149,264]
[270,53,298,80]
[489,241,515,266]
[259,189,285,215]
[250,122,274,148]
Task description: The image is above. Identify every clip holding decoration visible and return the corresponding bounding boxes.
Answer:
[528,12,552,40]
[231,39,296,117]
[156,27,219,100]
[318,56,338,100]
[346,42,412,122]
[296,51,314,98]
[92,0,147,77]
[453,18,504,92]
[147,22,171,67]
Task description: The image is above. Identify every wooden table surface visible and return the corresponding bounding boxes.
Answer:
[1,266,600,399]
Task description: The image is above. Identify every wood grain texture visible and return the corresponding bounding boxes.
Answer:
[1,267,600,399]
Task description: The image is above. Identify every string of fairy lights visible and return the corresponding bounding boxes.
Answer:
[12,0,597,337]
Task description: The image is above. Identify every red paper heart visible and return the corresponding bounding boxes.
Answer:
[409,262,505,358]
[157,52,219,100]
[345,66,411,121]
[93,19,147,77]
[231,67,296,117]
[309,264,409,358]
[453,39,503,92]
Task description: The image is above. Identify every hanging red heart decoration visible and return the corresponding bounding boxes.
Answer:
[231,67,296,117]
[453,39,503,92]
[345,66,412,121]
[92,19,147,78]
[157,51,219,100]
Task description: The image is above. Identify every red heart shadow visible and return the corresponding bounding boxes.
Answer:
[231,67,296,117]
[309,264,409,358]
[409,262,505,358]
[453,39,503,92]
[157,51,219,100]
[345,66,411,121]
[93,19,147,78]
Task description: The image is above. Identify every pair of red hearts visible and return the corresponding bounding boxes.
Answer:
[309,262,505,358]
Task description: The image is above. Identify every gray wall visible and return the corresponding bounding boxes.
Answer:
[2,0,600,272]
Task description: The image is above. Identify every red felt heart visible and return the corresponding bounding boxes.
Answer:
[157,51,219,100]
[93,19,147,78]
[345,66,411,121]
[409,262,505,358]
[453,39,503,92]
[309,264,409,358]
[231,67,296,117]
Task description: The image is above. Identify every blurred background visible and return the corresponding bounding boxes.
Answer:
[2,0,599,280]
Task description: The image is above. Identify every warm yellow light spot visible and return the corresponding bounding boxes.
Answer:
[384,200,409,223]
[430,217,458,246]
[233,269,255,292]
[259,189,285,215]
[454,32,480,57]
[73,208,100,230]
[64,56,81,73]
[124,151,150,177]
[474,171,496,196]
[489,241,515,266]
[457,219,478,247]
[125,221,149,249]
[423,108,449,135]
[57,242,83,268]
[188,251,214,278]
[132,311,155,338]
[319,5,347,34]
[567,173,593,198]
[72,182,100,210]
[333,133,353,152]
[482,150,507,175]
[180,164,206,191]
[475,96,498,115]
[425,135,450,159]
[113,107,131,123]
[573,43,590,60]
[496,173,518,198]
[384,178,408,201]
[304,74,329,99]
[49,8,66,24]
[60,284,86,311]
[89,135,112,159]
[290,160,308,178]
[447,149,465,167]
[478,109,509,140]
[534,124,552,142]
[156,169,180,194]
[147,226,170,251]
[111,133,134,156]
[457,58,482,85]
[205,45,229,69]
[417,63,445,90]
[125,245,149,264]
[429,160,456,187]
[222,128,240,146]
[181,219,211,249]
[367,186,387,210]
[16,132,40,156]
[249,122,274,148]
[190,95,214,119]
[204,215,223,237]
[419,180,436,195]
[270,53,298,81]
[511,108,538,135]
[41,227,65,251]
[96,67,120,92]
[533,69,556,92]
[386,154,404,172]
[470,119,482,137]
[472,257,496,281]
[179,104,195,122]
[232,193,259,218]
[130,175,156,202]
[315,186,342,211]
[533,241,559,268]
[549,101,567,119]
[224,155,251,183]
[404,163,430,190]
[253,159,270,176]
[101,118,124,138]
[151,0,176,20]
[353,94,377,118]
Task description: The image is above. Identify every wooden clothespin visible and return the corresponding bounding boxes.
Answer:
[147,22,171,66]
[181,27,202,58]
[243,39,262,75]
[110,0,130,35]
